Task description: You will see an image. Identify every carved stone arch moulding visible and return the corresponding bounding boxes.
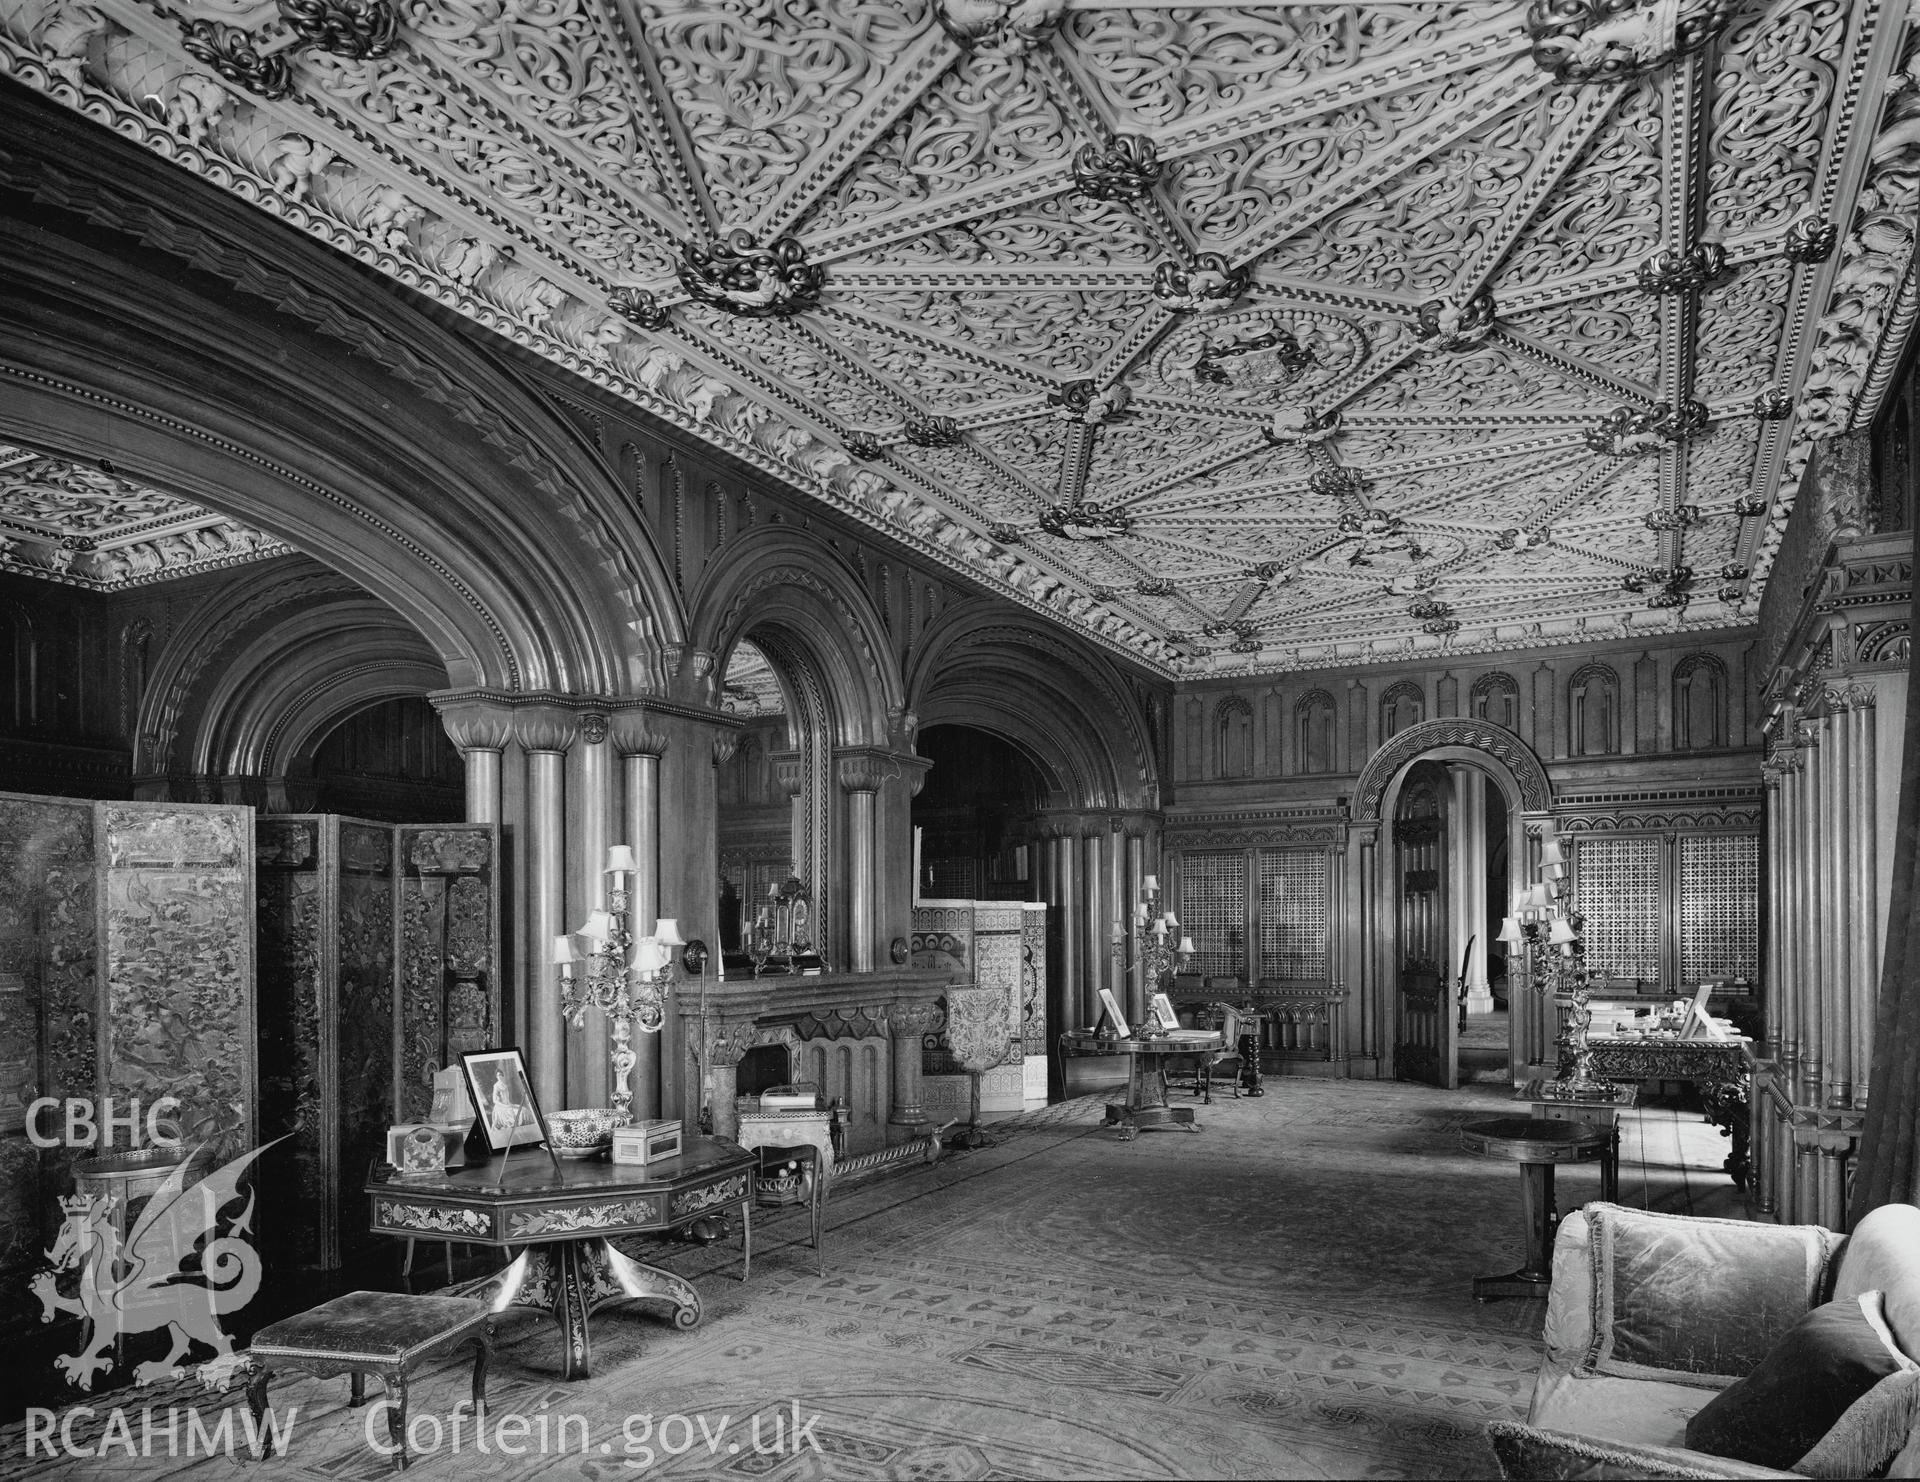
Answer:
[911,615,1158,810]
[1469,670,1519,719]
[705,558,901,747]
[1857,620,1912,664]
[1352,718,1552,822]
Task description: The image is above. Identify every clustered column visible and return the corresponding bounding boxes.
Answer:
[1759,683,1881,1227]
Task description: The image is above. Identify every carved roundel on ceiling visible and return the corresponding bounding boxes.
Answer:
[1152,310,1369,406]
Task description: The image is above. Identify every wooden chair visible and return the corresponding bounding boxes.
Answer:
[1166,1003,1244,1103]
[752,1143,825,1275]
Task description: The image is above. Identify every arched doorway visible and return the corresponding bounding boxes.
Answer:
[1353,720,1555,1086]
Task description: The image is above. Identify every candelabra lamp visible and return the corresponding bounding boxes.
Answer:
[1497,830,1622,1105]
[1125,872,1196,1016]
[552,844,684,1120]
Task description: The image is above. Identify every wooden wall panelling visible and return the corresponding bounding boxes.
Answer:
[0,794,95,1324]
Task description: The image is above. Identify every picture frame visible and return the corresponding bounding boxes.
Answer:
[460,1047,551,1153]
[1148,991,1181,1032]
[1098,987,1130,1039]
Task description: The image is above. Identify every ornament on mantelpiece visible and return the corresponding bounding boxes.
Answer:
[1071,135,1162,201]
[679,231,823,319]
[1416,291,1496,352]
[1151,253,1247,314]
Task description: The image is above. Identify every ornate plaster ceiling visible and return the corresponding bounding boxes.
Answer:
[3,0,1917,674]
[0,445,289,589]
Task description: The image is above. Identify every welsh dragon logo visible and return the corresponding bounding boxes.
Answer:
[31,1138,286,1390]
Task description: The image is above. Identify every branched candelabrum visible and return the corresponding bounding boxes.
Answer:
[1499,828,1613,1102]
[553,845,683,1121]
[1124,872,1196,1019]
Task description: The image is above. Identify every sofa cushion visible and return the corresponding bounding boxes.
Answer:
[1586,1204,1839,1383]
[1831,1204,1920,1361]
[1796,1368,1920,1479]
[1531,1367,1721,1449]
[1685,1291,1910,1470]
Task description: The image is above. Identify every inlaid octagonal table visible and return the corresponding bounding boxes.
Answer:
[1460,1116,1609,1303]
[367,1136,756,1379]
[1062,1029,1225,1139]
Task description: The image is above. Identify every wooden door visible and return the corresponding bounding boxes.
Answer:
[1394,762,1457,1087]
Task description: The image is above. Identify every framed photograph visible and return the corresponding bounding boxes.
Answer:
[1148,992,1181,1032]
[460,1047,549,1152]
[1097,986,1130,1039]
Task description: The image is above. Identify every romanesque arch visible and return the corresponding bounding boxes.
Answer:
[1,109,683,701]
[906,602,1159,812]
[1352,717,1552,821]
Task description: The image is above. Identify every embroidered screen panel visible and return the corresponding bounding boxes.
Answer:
[1255,850,1329,981]
[1680,834,1759,983]
[1574,836,1662,982]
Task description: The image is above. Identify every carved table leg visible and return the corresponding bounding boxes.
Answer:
[1700,1071,1751,1189]
[384,1373,409,1470]
[593,1237,703,1332]
[246,1365,275,1458]
[553,1240,595,1381]
[1240,1032,1265,1097]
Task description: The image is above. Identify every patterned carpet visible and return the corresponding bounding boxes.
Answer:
[1,1076,1746,1480]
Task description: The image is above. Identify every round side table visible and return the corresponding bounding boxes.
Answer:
[1460,1116,1608,1302]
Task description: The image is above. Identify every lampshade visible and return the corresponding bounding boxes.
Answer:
[1540,838,1564,867]
[632,938,672,975]
[1163,909,1179,927]
[1143,873,1158,893]
[1176,935,1195,954]
[653,916,686,947]
[1540,877,1560,899]
[551,934,578,965]
[1542,861,1567,880]
[605,844,637,875]
[579,909,614,942]
[1496,916,1523,946]
[1521,884,1549,910]
[1547,917,1578,946]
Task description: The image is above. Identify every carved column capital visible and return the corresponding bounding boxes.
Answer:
[836,748,899,794]
[712,734,741,767]
[431,690,516,753]
[606,707,670,758]
[887,999,943,1039]
[512,700,581,754]
[772,752,806,798]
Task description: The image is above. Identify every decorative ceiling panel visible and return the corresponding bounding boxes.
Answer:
[2,0,1914,675]
[0,446,289,588]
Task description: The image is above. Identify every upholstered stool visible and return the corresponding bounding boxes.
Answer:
[246,1292,492,1470]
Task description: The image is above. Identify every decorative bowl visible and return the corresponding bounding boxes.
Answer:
[547,1107,626,1158]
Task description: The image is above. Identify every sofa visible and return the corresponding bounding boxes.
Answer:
[1488,1200,1920,1479]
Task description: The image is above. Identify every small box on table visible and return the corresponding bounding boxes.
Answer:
[611,1119,683,1167]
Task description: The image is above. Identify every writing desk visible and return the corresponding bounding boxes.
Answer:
[367,1135,755,1379]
